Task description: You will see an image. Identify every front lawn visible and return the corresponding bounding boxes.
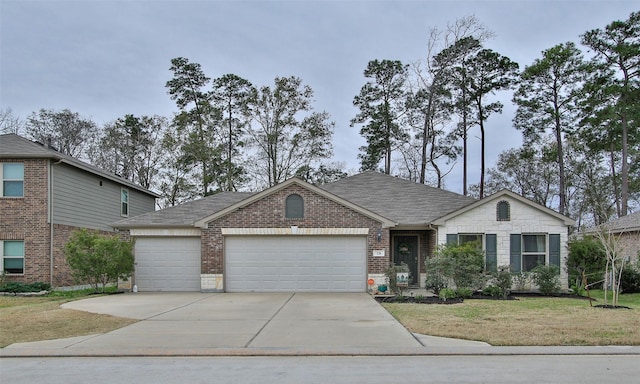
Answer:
[0,290,136,348]
[382,291,640,346]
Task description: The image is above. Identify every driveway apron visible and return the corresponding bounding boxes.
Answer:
[8,292,422,353]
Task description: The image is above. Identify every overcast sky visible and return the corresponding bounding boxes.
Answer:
[1,0,637,193]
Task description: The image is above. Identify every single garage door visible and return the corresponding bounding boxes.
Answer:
[134,237,201,291]
[225,236,366,292]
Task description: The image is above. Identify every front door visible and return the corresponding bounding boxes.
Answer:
[393,235,419,286]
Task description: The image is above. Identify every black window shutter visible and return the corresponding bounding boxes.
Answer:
[485,234,497,272]
[549,234,561,272]
[510,234,522,273]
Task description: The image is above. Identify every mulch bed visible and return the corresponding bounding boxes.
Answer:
[375,295,463,304]
[375,291,595,304]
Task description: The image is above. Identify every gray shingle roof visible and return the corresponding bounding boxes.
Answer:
[584,211,640,233]
[113,192,255,227]
[1,133,159,197]
[321,171,476,225]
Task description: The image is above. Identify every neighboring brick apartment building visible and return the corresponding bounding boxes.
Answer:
[0,134,158,287]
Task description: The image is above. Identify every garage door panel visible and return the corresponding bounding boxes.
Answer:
[135,237,201,292]
[225,236,366,292]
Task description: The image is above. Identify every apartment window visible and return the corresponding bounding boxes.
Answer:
[522,234,546,272]
[1,163,24,197]
[285,194,304,219]
[2,240,24,274]
[121,188,129,217]
[497,201,510,221]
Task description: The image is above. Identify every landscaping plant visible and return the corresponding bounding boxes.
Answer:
[486,266,512,298]
[567,236,606,290]
[424,255,451,295]
[531,264,561,295]
[64,229,134,293]
[384,262,410,295]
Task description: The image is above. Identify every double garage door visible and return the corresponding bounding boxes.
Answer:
[225,236,367,292]
[134,235,367,292]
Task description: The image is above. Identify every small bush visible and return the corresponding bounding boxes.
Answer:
[483,285,502,297]
[532,265,561,295]
[424,256,451,295]
[439,288,458,300]
[491,266,513,298]
[620,267,640,293]
[513,272,531,291]
[456,287,473,298]
[0,281,51,293]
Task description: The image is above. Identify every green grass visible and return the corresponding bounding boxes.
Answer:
[0,288,136,348]
[382,291,640,346]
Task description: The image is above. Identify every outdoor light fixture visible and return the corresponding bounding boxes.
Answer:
[376,229,382,242]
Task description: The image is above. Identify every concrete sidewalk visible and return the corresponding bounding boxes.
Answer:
[3,292,638,357]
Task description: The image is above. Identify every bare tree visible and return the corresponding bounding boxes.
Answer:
[0,108,23,134]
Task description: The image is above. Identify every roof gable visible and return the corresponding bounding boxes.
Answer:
[432,189,575,226]
[193,177,396,228]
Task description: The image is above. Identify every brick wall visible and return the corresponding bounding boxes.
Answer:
[203,184,389,275]
[0,159,51,284]
[619,231,640,265]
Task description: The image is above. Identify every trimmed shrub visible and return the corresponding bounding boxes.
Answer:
[455,287,473,298]
[0,281,51,293]
[482,285,502,297]
[439,288,458,300]
[532,265,561,295]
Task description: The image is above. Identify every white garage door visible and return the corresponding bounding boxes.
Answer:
[134,237,201,292]
[225,236,366,292]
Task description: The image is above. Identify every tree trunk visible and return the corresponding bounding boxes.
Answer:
[620,113,629,216]
[554,100,566,216]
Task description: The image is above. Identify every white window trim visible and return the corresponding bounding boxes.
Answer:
[521,233,548,272]
[1,240,25,275]
[121,188,129,217]
[1,162,25,198]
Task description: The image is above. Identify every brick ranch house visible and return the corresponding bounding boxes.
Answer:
[114,171,575,292]
[0,133,158,286]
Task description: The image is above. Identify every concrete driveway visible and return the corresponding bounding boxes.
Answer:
[8,292,479,355]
